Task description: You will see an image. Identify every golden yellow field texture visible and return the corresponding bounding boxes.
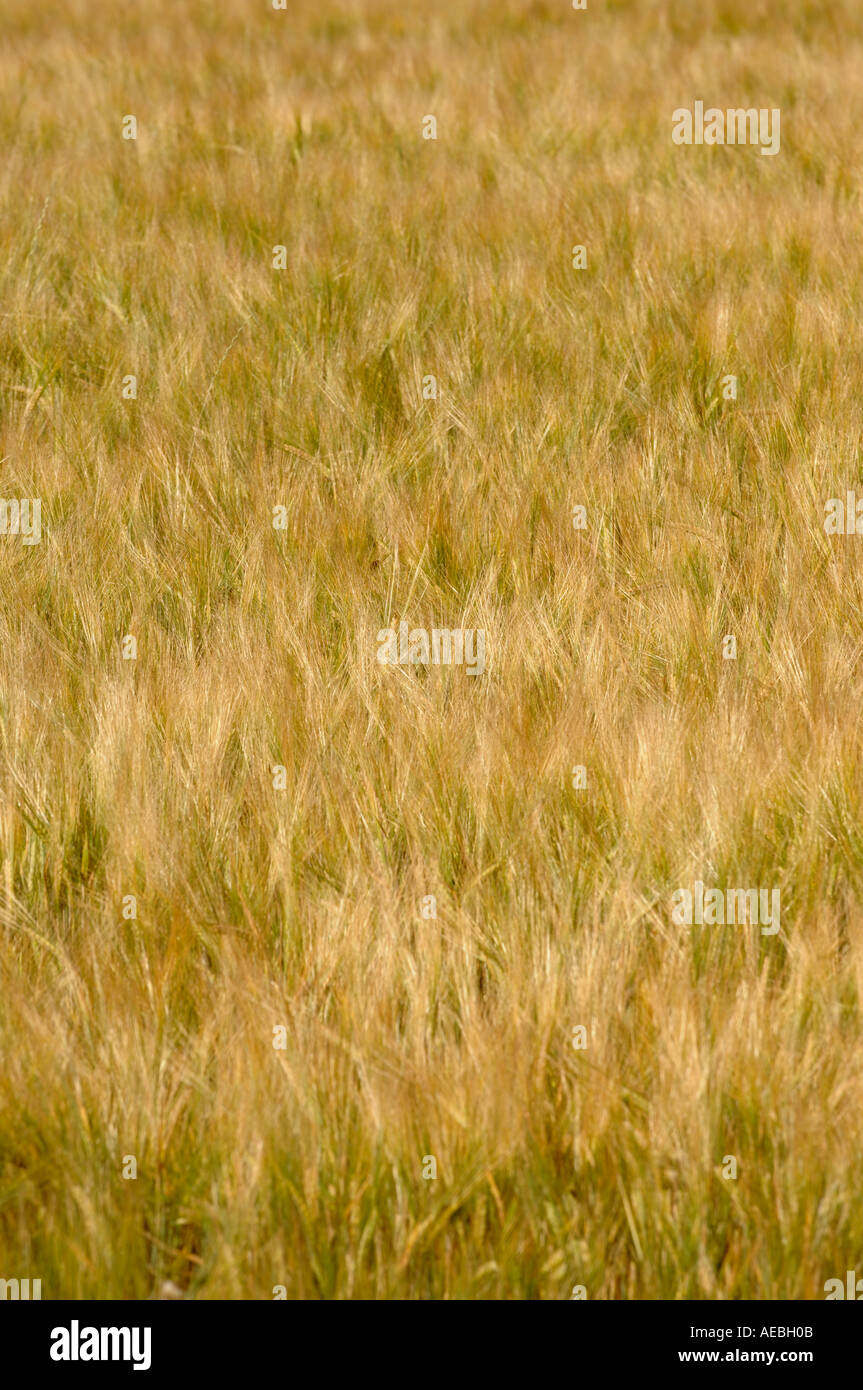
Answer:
[2,0,863,1300]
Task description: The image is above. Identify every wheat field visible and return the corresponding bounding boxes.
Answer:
[2,0,863,1300]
